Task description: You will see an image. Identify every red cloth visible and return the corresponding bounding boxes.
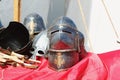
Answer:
[98,49,120,80]
[0,49,120,80]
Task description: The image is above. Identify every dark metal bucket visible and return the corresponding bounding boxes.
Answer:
[0,21,32,57]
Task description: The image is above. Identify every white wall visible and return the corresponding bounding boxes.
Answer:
[0,0,51,27]
[89,0,120,53]
[0,0,13,27]
[67,0,120,53]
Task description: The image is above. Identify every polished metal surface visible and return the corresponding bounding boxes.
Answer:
[0,22,32,57]
[30,30,49,59]
[47,16,80,71]
[0,20,3,28]
[23,13,46,39]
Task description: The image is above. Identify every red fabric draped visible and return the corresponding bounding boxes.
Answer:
[0,49,120,80]
[98,49,120,80]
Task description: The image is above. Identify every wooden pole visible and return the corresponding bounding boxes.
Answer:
[77,0,93,52]
[13,0,21,22]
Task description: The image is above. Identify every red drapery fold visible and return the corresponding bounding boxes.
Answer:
[0,49,120,80]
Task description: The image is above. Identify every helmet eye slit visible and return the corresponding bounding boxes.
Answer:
[62,30,71,34]
[38,50,44,54]
[51,30,59,34]
[51,30,72,35]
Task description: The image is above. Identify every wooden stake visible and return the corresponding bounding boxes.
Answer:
[13,0,21,22]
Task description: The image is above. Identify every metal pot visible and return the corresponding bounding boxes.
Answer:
[0,21,32,57]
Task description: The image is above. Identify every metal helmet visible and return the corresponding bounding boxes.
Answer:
[0,20,6,34]
[0,21,32,57]
[0,20,3,28]
[47,16,80,71]
[50,16,77,29]
[30,30,49,59]
[23,13,46,39]
[0,20,5,34]
[77,31,87,60]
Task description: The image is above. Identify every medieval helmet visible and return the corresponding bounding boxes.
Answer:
[30,30,49,60]
[0,20,3,28]
[0,20,5,34]
[0,21,32,57]
[50,16,77,29]
[47,16,80,71]
[23,13,46,39]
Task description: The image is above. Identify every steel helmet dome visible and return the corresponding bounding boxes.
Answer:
[47,16,80,71]
[23,13,46,39]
